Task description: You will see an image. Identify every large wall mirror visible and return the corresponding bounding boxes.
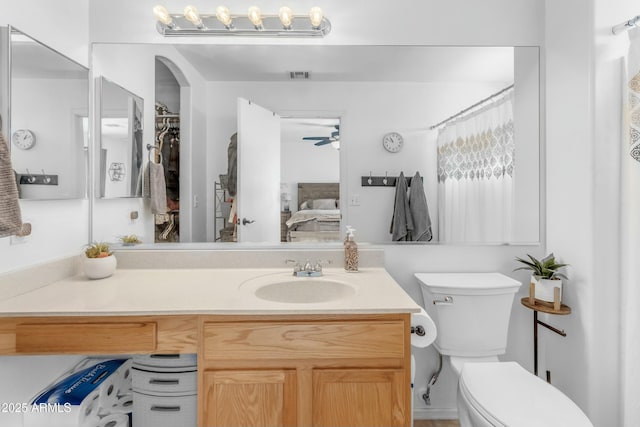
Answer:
[7,27,88,200]
[98,76,144,198]
[91,43,539,246]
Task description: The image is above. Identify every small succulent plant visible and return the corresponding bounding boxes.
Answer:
[119,234,142,245]
[84,242,113,258]
[514,253,568,280]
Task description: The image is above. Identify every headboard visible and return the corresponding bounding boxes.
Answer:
[297,183,340,209]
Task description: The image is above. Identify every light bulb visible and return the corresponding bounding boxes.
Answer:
[153,5,174,27]
[248,6,263,28]
[309,7,323,28]
[279,6,294,29]
[184,5,203,28]
[216,6,233,27]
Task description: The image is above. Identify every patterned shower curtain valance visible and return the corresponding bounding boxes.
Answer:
[437,91,515,183]
[437,120,514,182]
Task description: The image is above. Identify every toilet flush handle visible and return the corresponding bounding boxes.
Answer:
[433,296,453,305]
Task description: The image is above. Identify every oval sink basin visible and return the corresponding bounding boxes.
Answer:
[253,279,356,304]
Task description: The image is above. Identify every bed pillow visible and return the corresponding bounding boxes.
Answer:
[300,198,337,210]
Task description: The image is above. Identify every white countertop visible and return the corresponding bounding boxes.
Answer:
[0,267,421,317]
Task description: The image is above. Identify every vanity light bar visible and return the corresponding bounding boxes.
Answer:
[153,5,331,37]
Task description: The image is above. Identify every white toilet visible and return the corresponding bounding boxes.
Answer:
[415,272,593,427]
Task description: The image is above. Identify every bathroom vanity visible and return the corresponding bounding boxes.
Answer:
[0,266,419,427]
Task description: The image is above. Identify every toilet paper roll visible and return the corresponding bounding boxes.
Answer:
[410,307,437,348]
[106,395,133,415]
[99,359,133,410]
[90,413,129,427]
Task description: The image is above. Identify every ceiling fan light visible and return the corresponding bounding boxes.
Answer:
[248,6,263,28]
[153,5,175,28]
[279,6,294,29]
[184,5,203,28]
[309,7,323,28]
[216,6,233,28]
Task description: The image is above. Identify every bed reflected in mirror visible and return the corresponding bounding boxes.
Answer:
[281,118,341,243]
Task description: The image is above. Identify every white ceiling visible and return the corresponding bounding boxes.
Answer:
[174,45,514,83]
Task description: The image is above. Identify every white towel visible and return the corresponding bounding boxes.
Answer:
[408,171,433,241]
[0,132,23,237]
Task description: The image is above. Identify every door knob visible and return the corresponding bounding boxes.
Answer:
[242,218,255,225]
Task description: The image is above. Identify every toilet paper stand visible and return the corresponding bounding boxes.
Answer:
[520,297,571,380]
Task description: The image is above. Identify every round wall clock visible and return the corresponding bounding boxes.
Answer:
[382,132,403,153]
[12,129,36,150]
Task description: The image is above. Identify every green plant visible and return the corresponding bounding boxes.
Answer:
[119,234,142,245]
[84,242,112,258]
[514,253,568,280]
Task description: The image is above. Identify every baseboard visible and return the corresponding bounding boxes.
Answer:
[413,407,459,420]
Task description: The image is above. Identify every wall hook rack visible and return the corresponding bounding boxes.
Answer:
[361,173,423,187]
[18,170,58,186]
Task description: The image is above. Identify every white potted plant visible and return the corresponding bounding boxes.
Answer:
[83,242,117,279]
[514,253,568,303]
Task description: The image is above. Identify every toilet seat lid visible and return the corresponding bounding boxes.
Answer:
[459,362,593,427]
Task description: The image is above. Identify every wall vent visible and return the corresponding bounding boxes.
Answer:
[289,71,310,80]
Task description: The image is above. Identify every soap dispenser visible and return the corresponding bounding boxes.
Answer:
[344,226,359,272]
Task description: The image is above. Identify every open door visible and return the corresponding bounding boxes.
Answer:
[237,98,281,243]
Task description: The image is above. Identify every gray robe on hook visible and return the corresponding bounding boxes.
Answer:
[390,172,413,241]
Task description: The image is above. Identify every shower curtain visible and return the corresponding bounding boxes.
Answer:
[621,27,640,426]
[436,89,514,242]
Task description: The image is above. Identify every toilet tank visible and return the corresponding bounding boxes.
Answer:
[415,273,521,357]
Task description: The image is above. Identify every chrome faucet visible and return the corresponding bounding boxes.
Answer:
[286,259,330,277]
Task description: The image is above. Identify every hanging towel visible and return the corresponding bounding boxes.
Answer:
[144,161,167,214]
[408,171,433,241]
[0,132,23,238]
[390,172,414,241]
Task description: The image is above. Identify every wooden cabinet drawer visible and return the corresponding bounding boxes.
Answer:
[202,320,405,361]
[15,322,156,354]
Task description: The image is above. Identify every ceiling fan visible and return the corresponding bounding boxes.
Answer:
[302,124,340,146]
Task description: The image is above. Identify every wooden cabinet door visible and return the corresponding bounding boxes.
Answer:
[312,369,407,427]
[202,370,296,427]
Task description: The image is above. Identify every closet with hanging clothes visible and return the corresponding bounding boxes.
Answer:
[154,102,180,242]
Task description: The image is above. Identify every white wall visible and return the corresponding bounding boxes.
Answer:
[0,0,89,273]
[543,0,633,426]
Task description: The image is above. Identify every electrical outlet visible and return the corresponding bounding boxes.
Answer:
[193,195,199,208]
[349,194,360,206]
